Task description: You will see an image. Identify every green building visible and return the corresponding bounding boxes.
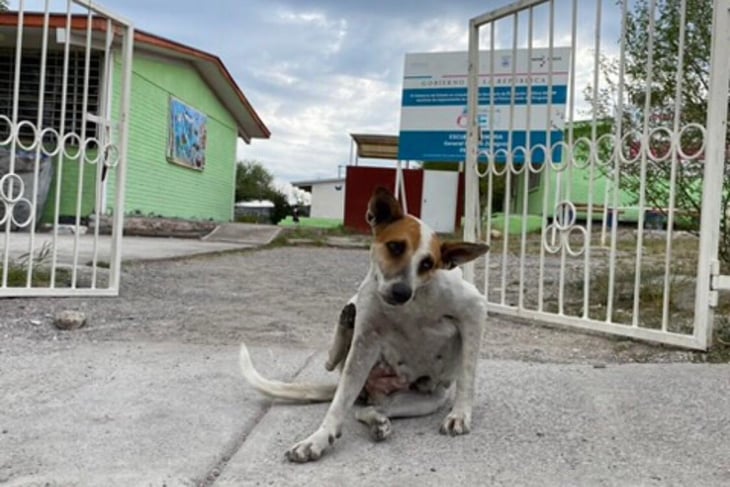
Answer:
[0,12,269,225]
[512,120,641,224]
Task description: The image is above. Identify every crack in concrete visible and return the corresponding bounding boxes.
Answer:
[197,349,321,486]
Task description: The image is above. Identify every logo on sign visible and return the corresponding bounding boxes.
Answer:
[456,107,491,128]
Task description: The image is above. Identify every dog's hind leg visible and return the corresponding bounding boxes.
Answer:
[355,387,450,442]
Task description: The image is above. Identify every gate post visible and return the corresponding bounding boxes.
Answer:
[694,0,730,349]
[463,18,481,283]
[109,21,134,292]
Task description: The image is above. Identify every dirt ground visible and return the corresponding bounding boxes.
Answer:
[0,245,709,364]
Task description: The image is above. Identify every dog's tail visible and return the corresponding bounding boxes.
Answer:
[239,343,337,402]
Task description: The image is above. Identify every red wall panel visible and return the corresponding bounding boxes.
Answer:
[344,166,424,233]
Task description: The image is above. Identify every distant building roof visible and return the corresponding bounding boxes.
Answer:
[291,177,345,188]
[350,133,399,160]
[0,11,270,141]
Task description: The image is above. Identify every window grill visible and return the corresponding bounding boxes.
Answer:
[0,48,102,145]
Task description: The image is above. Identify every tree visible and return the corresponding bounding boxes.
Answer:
[235,160,274,203]
[235,160,290,224]
[586,0,730,262]
[0,1,8,12]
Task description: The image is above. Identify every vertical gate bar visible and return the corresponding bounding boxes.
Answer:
[90,17,115,289]
[599,166,610,246]
[632,0,658,328]
[694,0,730,349]
[661,0,688,332]
[536,1,552,313]
[500,13,520,306]
[606,0,629,323]
[544,0,569,316]
[518,6,536,310]
[2,0,25,289]
[566,0,577,199]
[71,7,94,288]
[109,21,134,292]
[582,0,602,318]
[26,0,52,287]
[463,18,480,284]
[483,23,497,298]
[50,0,74,288]
[537,142,550,311]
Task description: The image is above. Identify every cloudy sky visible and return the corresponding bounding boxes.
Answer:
[16,0,623,188]
[104,0,519,183]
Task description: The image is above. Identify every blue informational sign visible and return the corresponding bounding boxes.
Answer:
[398,48,571,163]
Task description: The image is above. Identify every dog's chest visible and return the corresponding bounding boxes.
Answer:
[376,313,460,387]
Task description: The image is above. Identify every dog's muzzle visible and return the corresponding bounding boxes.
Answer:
[386,282,412,305]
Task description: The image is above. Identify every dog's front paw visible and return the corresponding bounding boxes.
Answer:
[285,430,336,463]
[439,410,471,436]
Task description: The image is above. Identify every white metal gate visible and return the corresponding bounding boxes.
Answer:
[463,0,730,350]
[0,0,133,297]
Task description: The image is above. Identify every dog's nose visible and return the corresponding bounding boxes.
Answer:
[390,282,412,304]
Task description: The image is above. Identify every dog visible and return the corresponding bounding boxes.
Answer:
[239,187,489,462]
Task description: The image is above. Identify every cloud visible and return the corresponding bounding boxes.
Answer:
[11,0,626,182]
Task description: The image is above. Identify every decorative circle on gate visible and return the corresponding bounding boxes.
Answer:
[9,197,34,228]
[0,173,25,204]
[83,138,102,164]
[543,200,587,256]
[0,115,13,145]
[40,128,63,157]
[677,123,706,161]
[15,121,39,151]
[554,201,576,231]
[62,133,83,160]
[0,201,8,226]
[102,143,120,168]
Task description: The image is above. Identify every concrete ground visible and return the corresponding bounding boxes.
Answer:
[1,222,281,265]
[1,344,728,486]
[1,234,729,486]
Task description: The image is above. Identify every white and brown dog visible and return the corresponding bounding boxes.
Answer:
[239,187,489,462]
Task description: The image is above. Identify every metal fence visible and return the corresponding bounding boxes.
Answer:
[463,0,730,349]
[0,0,133,297]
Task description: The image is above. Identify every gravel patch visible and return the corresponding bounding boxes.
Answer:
[0,246,699,363]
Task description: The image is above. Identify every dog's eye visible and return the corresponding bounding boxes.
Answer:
[419,256,434,273]
[386,240,406,257]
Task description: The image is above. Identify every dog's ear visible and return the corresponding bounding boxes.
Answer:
[366,186,404,227]
[440,241,489,269]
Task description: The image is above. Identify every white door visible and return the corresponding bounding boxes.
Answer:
[421,170,458,233]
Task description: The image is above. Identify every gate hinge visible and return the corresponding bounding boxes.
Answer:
[710,260,730,307]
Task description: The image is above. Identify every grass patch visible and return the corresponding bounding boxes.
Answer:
[279,216,344,229]
[0,263,71,287]
[1,241,73,288]
[270,223,365,247]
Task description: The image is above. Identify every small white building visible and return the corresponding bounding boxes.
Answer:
[291,178,346,220]
[234,200,275,223]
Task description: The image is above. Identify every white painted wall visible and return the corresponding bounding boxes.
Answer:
[421,170,458,233]
[310,181,345,220]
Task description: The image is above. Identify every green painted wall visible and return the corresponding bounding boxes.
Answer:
[514,166,639,222]
[512,122,641,222]
[41,149,99,223]
[103,51,239,221]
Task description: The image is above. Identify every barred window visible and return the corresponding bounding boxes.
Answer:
[0,48,102,145]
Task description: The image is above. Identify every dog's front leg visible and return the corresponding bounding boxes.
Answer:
[440,299,486,436]
[286,330,381,463]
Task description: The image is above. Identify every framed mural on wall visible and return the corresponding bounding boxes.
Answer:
[167,97,207,170]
